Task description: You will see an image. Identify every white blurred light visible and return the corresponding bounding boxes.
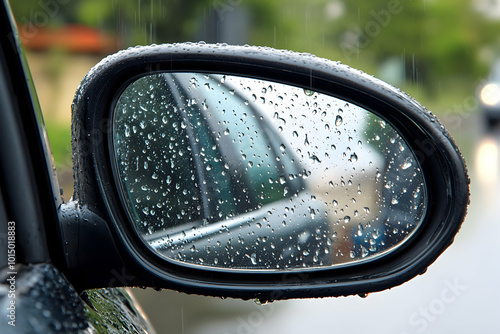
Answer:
[480,83,500,106]
[473,0,500,20]
[476,137,499,186]
[325,1,345,21]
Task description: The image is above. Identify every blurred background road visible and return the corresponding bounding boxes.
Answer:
[10,0,500,332]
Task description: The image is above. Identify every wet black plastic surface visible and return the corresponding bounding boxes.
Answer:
[0,263,154,333]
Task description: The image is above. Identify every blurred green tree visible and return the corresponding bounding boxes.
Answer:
[10,0,206,46]
[334,0,500,89]
[10,0,500,103]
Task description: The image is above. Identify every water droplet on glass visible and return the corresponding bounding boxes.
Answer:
[357,223,364,236]
[401,157,412,170]
[309,154,321,164]
[304,89,314,96]
[190,77,198,88]
[304,134,310,146]
[335,115,343,126]
[361,246,369,258]
[124,124,130,137]
[245,253,257,265]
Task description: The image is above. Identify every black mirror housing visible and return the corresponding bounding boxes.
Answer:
[61,43,469,301]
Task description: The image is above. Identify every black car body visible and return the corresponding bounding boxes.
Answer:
[0,1,154,332]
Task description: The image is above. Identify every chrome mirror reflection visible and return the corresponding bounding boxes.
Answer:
[112,73,427,270]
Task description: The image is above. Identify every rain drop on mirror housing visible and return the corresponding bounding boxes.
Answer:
[59,43,469,301]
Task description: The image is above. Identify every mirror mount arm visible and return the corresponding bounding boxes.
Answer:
[58,201,140,292]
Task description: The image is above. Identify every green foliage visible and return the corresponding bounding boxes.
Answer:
[75,0,114,27]
[10,0,206,45]
[245,0,500,110]
[45,121,71,169]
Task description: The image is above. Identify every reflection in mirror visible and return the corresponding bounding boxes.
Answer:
[112,73,427,270]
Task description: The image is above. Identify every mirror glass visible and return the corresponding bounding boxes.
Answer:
[112,73,427,270]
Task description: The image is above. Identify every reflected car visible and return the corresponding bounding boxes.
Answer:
[113,72,333,269]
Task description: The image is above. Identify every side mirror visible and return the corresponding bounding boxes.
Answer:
[60,43,469,301]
